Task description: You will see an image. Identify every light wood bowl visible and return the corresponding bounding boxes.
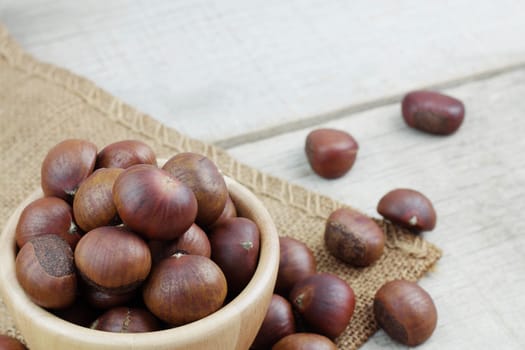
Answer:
[0,176,280,350]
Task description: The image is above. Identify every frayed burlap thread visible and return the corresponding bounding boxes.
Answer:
[0,24,441,349]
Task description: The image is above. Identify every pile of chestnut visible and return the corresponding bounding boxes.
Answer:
[252,90,457,349]
[15,139,260,333]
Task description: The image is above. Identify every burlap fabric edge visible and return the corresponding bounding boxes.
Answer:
[0,24,442,349]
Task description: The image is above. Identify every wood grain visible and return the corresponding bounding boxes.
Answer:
[1,0,525,143]
[228,69,525,349]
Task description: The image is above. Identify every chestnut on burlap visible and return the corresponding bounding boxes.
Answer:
[0,24,441,349]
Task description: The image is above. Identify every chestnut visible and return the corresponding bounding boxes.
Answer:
[113,164,197,240]
[143,253,227,326]
[289,273,355,339]
[377,188,436,231]
[41,139,97,201]
[275,237,316,296]
[53,299,100,327]
[0,335,27,350]
[91,307,160,333]
[96,140,157,169]
[15,197,81,250]
[208,194,237,228]
[80,281,137,310]
[272,333,337,350]
[251,294,296,350]
[162,152,228,227]
[324,207,385,267]
[73,168,123,232]
[15,234,77,309]
[374,280,437,346]
[74,226,151,294]
[149,223,211,264]
[209,217,260,295]
[305,128,358,179]
[402,90,465,135]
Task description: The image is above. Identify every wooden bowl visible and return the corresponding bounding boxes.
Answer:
[0,176,280,350]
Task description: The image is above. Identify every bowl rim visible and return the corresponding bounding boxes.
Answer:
[0,175,280,348]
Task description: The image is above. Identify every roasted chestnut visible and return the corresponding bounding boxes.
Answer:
[41,139,97,201]
[15,197,81,250]
[91,307,160,333]
[289,273,355,339]
[275,237,316,296]
[377,188,436,231]
[143,253,227,326]
[15,234,77,309]
[374,279,437,346]
[272,333,337,350]
[73,168,123,232]
[74,226,151,294]
[113,164,197,240]
[162,152,228,227]
[251,294,296,350]
[324,207,385,267]
[95,140,157,169]
[209,217,260,295]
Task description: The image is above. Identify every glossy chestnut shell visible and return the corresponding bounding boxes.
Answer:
[275,237,316,296]
[113,164,197,240]
[374,279,437,346]
[143,253,227,326]
[74,226,151,294]
[162,152,228,227]
[289,273,355,339]
[15,234,77,309]
[324,207,385,267]
[272,333,337,350]
[377,188,436,231]
[91,307,160,333]
[96,140,157,169]
[73,168,123,232]
[251,294,296,350]
[15,197,81,250]
[41,139,97,201]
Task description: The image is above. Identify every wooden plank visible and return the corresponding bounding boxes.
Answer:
[1,0,525,143]
[228,69,525,348]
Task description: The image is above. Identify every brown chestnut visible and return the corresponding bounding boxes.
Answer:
[15,197,81,250]
[41,139,97,201]
[289,273,355,339]
[305,128,358,179]
[162,152,228,226]
[324,207,385,267]
[208,194,237,228]
[80,281,137,310]
[209,217,260,295]
[15,234,77,309]
[74,226,151,294]
[143,253,227,326]
[377,188,436,231]
[251,294,296,350]
[148,223,211,264]
[113,164,197,240]
[96,140,157,169]
[0,335,27,350]
[275,237,316,296]
[91,307,160,333]
[73,168,123,232]
[402,90,465,135]
[374,280,437,346]
[272,333,337,350]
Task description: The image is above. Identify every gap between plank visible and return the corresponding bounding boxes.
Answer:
[215,61,525,149]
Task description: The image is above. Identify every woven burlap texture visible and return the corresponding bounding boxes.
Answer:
[0,24,441,349]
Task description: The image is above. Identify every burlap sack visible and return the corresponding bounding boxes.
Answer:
[0,24,441,349]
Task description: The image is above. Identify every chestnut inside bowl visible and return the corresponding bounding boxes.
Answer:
[0,176,280,350]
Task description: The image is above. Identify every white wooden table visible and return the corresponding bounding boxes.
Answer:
[2,1,525,348]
